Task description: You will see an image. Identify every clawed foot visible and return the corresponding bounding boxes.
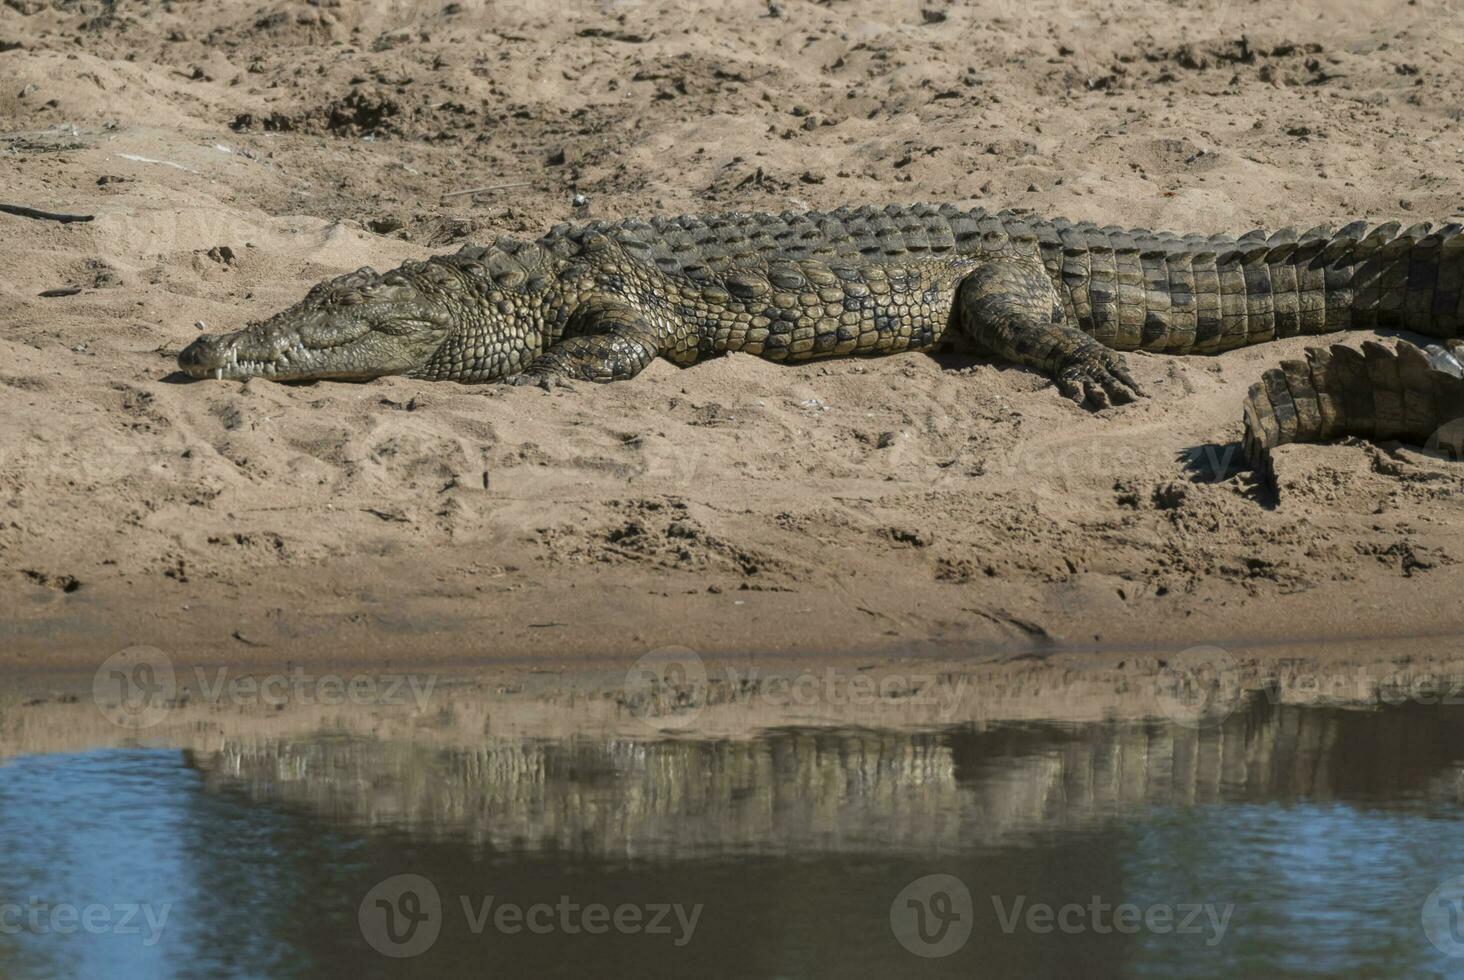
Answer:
[1055,349,1146,410]
[500,371,575,392]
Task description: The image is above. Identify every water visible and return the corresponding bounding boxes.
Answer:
[2,698,1464,978]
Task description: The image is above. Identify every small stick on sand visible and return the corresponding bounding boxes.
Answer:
[0,203,95,224]
[440,181,533,200]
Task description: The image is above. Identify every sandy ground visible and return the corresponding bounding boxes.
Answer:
[2,0,1463,671]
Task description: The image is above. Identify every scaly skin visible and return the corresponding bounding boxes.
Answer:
[1242,339,1464,487]
[178,204,1464,462]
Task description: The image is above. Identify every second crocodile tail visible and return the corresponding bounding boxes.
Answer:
[1242,339,1464,487]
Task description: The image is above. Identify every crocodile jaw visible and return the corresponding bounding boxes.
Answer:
[179,330,342,381]
[177,266,453,382]
[178,321,430,382]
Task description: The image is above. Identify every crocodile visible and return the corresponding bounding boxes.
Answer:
[178,203,1464,469]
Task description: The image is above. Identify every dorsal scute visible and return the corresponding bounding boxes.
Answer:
[536,203,1003,269]
[530,205,1411,275]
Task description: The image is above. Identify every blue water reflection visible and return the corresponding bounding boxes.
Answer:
[0,701,1461,978]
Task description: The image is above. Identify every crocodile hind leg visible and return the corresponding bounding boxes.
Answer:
[956,258,1146,410]
[503,300,663,388]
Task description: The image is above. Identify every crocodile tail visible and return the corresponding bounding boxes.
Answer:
[1242,339,1464,487]
[1324,221,1464,338]
[1096,221,1464,354]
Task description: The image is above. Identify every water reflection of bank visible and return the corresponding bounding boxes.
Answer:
[182,699,1464,856]
[4,693,1464,977]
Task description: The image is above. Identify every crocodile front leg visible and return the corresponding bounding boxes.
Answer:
[503,299,663,389]
[957,259,1145,410]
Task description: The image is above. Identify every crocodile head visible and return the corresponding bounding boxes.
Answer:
[178,263,456,383]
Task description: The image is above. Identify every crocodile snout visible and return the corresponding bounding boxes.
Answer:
[178,334,227,379]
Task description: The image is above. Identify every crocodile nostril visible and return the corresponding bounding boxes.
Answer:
[178,338,208,367]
